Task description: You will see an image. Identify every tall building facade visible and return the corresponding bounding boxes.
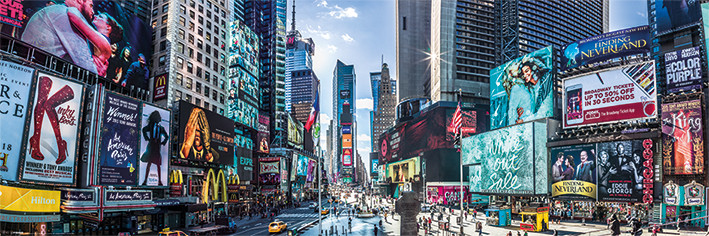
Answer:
[371,63,396,152]
[150,0,232,113]
[285,2,315,113]
[332,60,356,183]
[429,0,603,104]
[290,70,319,123]
[396,0,432,102]
[245,0,288,147]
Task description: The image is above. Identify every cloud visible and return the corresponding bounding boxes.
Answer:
[329,6,358,19]
[357,148,371,155]
[356,98,373,110]
[319,113,332,124]
[357,134,371,142]
[636,11,646,17]
[327,45,338,53]
[306,25,331,39]
[317,0,328,7]
[341,34,354,42]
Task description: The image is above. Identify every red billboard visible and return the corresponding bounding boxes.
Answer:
[342,149,352,166]
[662,99,704,175]
[153,73,168,100]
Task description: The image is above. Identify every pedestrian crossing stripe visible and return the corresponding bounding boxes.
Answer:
[277,213,319,218]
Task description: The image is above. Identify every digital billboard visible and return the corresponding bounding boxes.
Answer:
[371,158,379,175]
[257,115,270,153]
[6,1,153,90]
[550,144,597,200]
[228,20,259,78]
[387,157,419,183]
[665,47,702,93]
[563,61,657,128]
[703,3,709,71]
[596,139,654,203]
[287,115,303,147]
[662,99,704,175]
[98,92,140,185]
[561,26,650,71]
[306,159,316,182]
[446,108,486,141]
[462,121,548,195]
[138,103,171,187]
[342,149,353,166]
[342,125,351,134]
[427,186,471,205]
[655,0,702,35]
[342,134,352,148]
[296,155,308,176]
[178,101,234,165]
[227,90,258,130]
[259,157,279,174]
[0,61,34,182]
[21,72,84,185]
[490,46,553,130]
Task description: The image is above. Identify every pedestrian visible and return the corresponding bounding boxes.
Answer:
[507,231,513,236]
[523,231,528,236]
[553,229,558,236]
[541,219,547,231]
[517,231,521,236]
[374,224,378,236]
[610,215,621,236]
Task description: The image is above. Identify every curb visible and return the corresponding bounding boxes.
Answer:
[296,215,328,233]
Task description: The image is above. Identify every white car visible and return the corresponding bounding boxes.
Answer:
[308,203,318,209]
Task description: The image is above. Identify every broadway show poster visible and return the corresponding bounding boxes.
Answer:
[561,26,650,71]
[490,46,553,130]
[6,1,153,90]
[21,73,84,185]
[550,144,597,200]
[138,103,171,187]
[662,99,704,175]
[0,61,34,182]
[178,101,234,165]
[563,61,657,128]
[596,140,653,202]
[257,115,270,153]
[98,92,140,185]
[306,159,316,182]
[665,47,702,93]
[655,0,702,35]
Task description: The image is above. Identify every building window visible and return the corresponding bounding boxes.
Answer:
[178,29,185,39]
[185,94,192,102]
[196,52,202,63]
[161,15,168,24]
[160,27,167,38]
[204,86,210,97]
[175,90,182,101]
[195,98,201,106]
[176,73,183,85]
[162,3,169,13]
[204,102,210,110]
[159,40,167,51]
[158,55,166,66]
[188,48,194,58]
[189,22,195,31]
[180,5,186,14]
[196,82,202,93]
[179,17,185,26]
[187,62,193,73]
[188,34,194,44]
[189,10,195,19]
[402,16,407,30]
[196,67,202,77]
[186,78,193,89]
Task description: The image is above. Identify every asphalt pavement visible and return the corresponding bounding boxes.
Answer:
[230,200,334,236]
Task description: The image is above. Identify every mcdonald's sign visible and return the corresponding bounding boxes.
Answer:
[201,169,227,203]
[169,170,183,197]
[153,73,168,100]
[227,174,240,203]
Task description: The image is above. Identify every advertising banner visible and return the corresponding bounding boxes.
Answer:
[21,73,84,185]
[662,99,704,175]
[550,144,597,200]
[342,125,351,134]
[257,115,270,153]
[227,68,259,130]
[683,181,705,206]
[287,115,304,147]
[655,0,702,35]
[387,157,420,183]
[561,26,650,71]
[153,74,168,100]
[0,61,34,182]
[178,101,234,165]
[98,92,140,185]
[664,181,680,205]
[371,158,379,174]
[490,46,553,130]
[7,1,153,89]
[665,47,702,93]
[342,149,353,166]
[259,160,279,174]
[138,103,170,187]
[463,121,548,195]
[280,158,288,190]
[0,185,60,212]
[296,155,308,176]
[704,3,709,71]
[342,134,352,148]
[228,20,259,78]
[259,173,280,185]
[596,139,654,203]
[563,61,657,128]
[426,186,470,205]
[306,159,316,182]
[237,155,253,182]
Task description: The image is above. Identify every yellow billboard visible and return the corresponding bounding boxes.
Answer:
[386,157,420,183]
[342,134,352,148]
[0,185,60,212]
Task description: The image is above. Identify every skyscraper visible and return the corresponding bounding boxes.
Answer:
[371,63,396,152]
[332,60,356,182]
[290,70,319,123]
[396,0,432,102]
[285,1,315,113]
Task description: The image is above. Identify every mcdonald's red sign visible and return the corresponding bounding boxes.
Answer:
[153,74,168,100]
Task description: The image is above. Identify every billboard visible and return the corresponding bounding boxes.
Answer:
[446,109,484,141]
[227,67,259,130]
[665,47,702,93]
[342,125,351,134]
[306,159,316,182]
[21,73,84,185]
[259,158,279,174]
[371,158,379,174]
[704,3,709,71]
[563,61,657,128]
[296,155,308,176]
[228,20,259,78]
[490,46,554,130]
[342,134,352,148]
[387,157,420,183]
[342,149,353,166]
[153,73,168,101]
[98,92,140,185]
[427,186,470,205]
[0,61,34,182]
[561,26,650,71]
[138,103,171,187]
[287,115,303,147]
[178,101,234,165]
[662,99,704,175]
[6,1,153,90]
[655,0,702,35]
[257,115,270,153]
[596,139,654,203]
[462,121,548,195]
[550,144,597,200]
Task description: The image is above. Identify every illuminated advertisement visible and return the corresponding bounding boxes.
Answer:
[21,73,84,185]
[178,101,234,165]
[228,20,259,78]
[563,61,657,128]
[0,185,60,213]
[683,181,705,206]
[665,47,702,93]
[462,121,548,195]
[287,115,303,147]
[237,154,253,182]
[561,26,650,71]
[550,144,597,200]
[342,125,351,134]
[0,61,34,182]
[98,92,140,185]
[153,73,168,100]
[9,1,153,90]
[427,186,470,205]
[342,134,352,148]
[306,159,316,182]
[703,3,709,71]
[227,88,258,130]
[342,149,353,166]
[662,99,704,175]
[446,109,483,141]
[257,115,270,153]
[296,155,308,176]
[596,139,654,203]
[387,157,419,183]
[138,103,171,187]
[371,158,379,174]
[490,47,553,130]
[259,158,279,174]
[655,0,702,35]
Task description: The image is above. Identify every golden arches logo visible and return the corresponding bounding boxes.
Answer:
[201,169,227,203]
[228,174,240,185]
[155,74,167,86]
[170,170,183,184]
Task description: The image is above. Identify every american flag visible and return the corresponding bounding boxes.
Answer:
[452,100,462,137]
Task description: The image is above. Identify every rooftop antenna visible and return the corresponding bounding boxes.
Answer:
[291,0,296,31]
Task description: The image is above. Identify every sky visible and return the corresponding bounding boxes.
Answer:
[298,0,648,174]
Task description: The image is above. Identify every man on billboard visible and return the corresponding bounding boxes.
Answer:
[552,153,566,182]
[140,111,169,186]
[124,54,150,89]
[574,150,595,182]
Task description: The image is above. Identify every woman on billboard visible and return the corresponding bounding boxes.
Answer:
[180,108,220,162]
[68,11,124,77]
[141,111,169,186]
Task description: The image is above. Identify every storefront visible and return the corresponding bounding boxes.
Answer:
[0,185,61,235]
[662,181,706,227]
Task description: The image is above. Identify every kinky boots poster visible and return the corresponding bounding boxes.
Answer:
[98,92,140,185]
[0,61,35,182]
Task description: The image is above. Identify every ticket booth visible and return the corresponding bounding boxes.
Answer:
[520,207,550,232]
[485,208,511,226]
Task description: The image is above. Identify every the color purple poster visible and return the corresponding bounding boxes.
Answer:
[665,47,702,93]
[99,92,140,185]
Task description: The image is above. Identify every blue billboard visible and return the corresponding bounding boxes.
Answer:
[561,26,650,71]
[655,0,702,36]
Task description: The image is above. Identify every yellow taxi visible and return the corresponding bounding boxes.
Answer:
[321,208,330,215]
[268,220,288,233]
[158,229,188,236]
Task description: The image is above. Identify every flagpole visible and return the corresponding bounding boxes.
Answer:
[317,84,322,236]
[458,89,464,235]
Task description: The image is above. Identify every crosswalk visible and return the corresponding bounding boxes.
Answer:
[277,213,320,218]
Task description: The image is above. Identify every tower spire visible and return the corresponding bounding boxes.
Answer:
[291,0,296,31]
